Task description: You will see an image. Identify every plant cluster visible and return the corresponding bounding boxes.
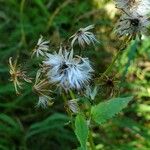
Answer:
[6,0,150,149]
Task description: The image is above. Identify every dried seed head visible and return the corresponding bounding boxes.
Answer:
[33,69,53,108]
[115,12,150,38]
[32,35,49,57]
[69,25,99,49]
[67,99,79,113]
[114,0,150,15]
[9,57,32,94]
[36,95,53,108]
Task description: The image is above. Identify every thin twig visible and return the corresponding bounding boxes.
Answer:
[98,50,122,82]
[46,0,72,31]
[20,0,26,46]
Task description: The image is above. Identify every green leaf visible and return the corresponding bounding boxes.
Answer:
[113,117,150,139]
[26,113,69,139]
[0,84,14,94]
[91,96,133,124]
[121,40,137,82]
[34,0,50,17]
[0,114,20,129]
[75,114,88,150]
[0,144,8,150]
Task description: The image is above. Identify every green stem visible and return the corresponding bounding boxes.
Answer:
[89,130,96,150]
[98,50,122,82]
[98,36,133,83]
[46,0,72,31]
[20,0,26,46]
[62,93,74,129]
[69,89,76,99]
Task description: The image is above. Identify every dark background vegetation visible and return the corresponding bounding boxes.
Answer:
[0,0,150,149]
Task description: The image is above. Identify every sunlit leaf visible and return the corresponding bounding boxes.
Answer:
[91,97,133,124]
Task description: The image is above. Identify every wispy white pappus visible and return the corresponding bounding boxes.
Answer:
[33,69,53,108]
[43,46,94,90]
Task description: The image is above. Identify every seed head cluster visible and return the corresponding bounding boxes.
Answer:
[9,0,150,109]
[9,24,98,108]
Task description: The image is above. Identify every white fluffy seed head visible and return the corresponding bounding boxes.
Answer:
[43,47,94,91]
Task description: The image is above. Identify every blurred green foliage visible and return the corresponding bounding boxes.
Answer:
[0,0,150,149]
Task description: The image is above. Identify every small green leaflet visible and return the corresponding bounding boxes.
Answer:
[91,96,133,124]
[75,114,89,150]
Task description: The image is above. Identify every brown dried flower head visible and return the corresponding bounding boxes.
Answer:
[9,57,32,94]
[33,69,53,108]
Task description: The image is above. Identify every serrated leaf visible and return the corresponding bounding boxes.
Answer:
[91,97,133,124]
[75,114,88,150]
